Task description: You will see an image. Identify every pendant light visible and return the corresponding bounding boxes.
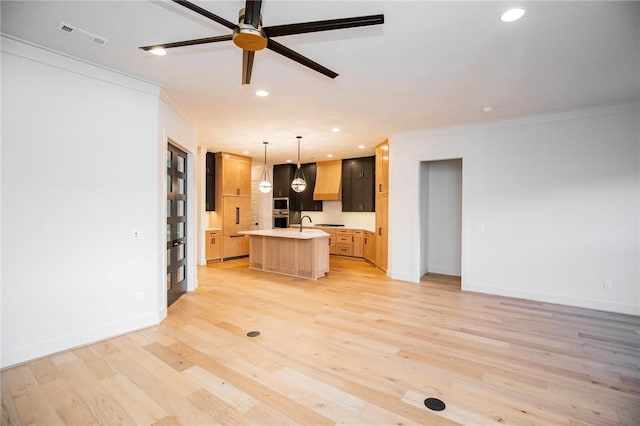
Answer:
[291,136,306,193]
[258,141,272,193]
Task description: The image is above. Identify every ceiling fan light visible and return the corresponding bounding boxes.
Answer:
[501,8,525,22]
[233,25,267,51]
[149,47,166,56]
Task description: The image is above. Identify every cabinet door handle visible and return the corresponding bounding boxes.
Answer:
[378,227,382,236]
[236,207,240,225]
[379,184,382,192]
[230,234,244,238]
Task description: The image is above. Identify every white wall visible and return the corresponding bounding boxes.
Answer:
[422,159,462,276]
[391,102,640,315]
[1,37,195,367]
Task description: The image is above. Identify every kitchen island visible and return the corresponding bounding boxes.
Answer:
[239,229,330,279]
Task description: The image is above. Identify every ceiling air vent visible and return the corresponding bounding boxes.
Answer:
[56,22,108,46]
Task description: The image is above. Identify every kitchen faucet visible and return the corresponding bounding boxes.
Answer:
[300,215,312,232]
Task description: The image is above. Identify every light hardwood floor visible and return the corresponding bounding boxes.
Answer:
[2,257,639,425]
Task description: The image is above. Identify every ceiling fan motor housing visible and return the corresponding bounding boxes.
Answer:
[233,8,267,51]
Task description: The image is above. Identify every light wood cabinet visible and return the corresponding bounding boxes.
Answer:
[205,230,221,261]
[352,230,363,258]
[322,228,337,254]
[223,234,249,259]
[214,152,252,259]
[363,231,375,263]
[375,140,389,271]
[315,227,370,259]
[336,229,353,256]
[223,196,251,236]
[375,193,389,271]
[375,140,389,195]
[218,153,251,197]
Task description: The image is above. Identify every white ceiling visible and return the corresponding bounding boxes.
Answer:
[2,1,639,165]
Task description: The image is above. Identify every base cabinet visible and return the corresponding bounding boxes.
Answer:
[375,193,389,271]
[352,230,363,258]
[363,231,375,263]
[223,234,249,259]
[336,230,353,256]
[315,227,368,260]
[205,230,221,261]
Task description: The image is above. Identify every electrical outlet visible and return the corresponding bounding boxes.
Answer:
[137,291,145,302]
[132,229,143,240]
[603,281,613,291]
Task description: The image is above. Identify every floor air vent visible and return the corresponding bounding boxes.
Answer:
[57,22,108,46]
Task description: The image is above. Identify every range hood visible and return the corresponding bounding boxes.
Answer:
[313,159,342,200]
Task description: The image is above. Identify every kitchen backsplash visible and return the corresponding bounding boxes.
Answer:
[292,200,375,231]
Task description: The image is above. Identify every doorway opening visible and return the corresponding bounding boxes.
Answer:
[167,143,188,306]
[420,158,462,288]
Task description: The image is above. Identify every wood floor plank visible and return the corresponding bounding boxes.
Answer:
[1,256,639,425]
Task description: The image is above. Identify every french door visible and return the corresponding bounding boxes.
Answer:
[167,144,188,306]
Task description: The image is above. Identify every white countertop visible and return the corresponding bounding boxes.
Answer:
[240,228,330,240]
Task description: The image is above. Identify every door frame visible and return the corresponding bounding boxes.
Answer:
[419,157,464,284]
[161,138,198,311]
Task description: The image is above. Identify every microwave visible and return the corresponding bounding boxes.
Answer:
[273,197,289,211]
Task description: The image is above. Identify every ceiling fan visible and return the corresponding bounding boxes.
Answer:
[140,0,384,84]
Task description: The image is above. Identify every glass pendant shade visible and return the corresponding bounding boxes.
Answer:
[258,141,272,193]
[291,136,306,193]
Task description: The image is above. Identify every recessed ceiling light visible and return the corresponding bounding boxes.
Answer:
[243,150,250,154]
[483,106,493,113]
[501,8,525,22]
[286,159,292,163]
[331,127,341,133]
[149,47,166,56]
[358,145,365,149]
[255,90,269,97]
[327,154,333,158]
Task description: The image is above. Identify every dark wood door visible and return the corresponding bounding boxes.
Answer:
[167,144,188,306]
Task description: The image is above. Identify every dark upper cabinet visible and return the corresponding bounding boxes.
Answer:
[273,164,295,198]
[205,152,216,211]
[273,163,322,212]
[342,156,375,212]
[297,163,322,212]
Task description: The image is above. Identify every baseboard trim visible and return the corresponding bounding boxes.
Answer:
[1,313,162,369]
[463,283,640,316]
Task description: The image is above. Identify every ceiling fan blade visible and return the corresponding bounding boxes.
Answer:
[263,14,384,38]
[244,0,263,28]
[267,39,338,79]
[139,34,233,51]
[173,0,238,30]
[242,50,255,84]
